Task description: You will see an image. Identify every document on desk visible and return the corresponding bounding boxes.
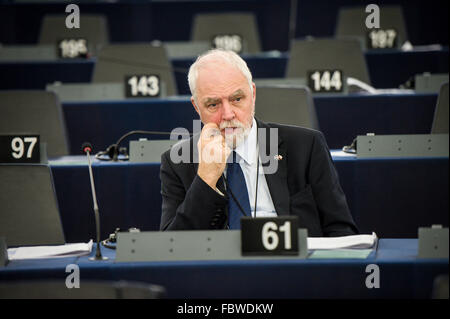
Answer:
[8,240,93,260]
[308,232,377,250]
[308,233,377,259]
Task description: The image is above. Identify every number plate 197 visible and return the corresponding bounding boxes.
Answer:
[241,216,299,256]
[0,135,40,163]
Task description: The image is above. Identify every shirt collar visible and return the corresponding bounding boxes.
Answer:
[234,117,257,165]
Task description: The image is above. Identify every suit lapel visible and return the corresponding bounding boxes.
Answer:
[257,119,290,216]
[189,119,290,216]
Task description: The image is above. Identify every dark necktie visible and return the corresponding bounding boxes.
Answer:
[227,151,251,229]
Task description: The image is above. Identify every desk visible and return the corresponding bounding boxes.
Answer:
[0,49,447,92]
[0,239,447,298]
[48,154,448,243]
[61,93,437,154]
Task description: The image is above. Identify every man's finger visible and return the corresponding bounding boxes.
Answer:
[202,123,220,136]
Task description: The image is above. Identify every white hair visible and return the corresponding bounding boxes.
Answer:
[187,49,253,103]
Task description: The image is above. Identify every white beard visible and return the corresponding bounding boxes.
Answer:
[221,119,252,149]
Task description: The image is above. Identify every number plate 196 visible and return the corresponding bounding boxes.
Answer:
[241,216,299,256]
[0,135,40,163]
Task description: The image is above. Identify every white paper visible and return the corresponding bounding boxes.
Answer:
[308,232,377,250]
[330,150,357,158]
[8,240,93,260]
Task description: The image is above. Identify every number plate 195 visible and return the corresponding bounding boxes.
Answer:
[241,216,299,256]
[0,135,40,163]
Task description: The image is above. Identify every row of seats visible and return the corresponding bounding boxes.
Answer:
[5,39,445,97]
[1,83,448,158]
[14,6,411,54]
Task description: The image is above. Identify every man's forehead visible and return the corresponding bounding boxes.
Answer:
[201,89,245,102]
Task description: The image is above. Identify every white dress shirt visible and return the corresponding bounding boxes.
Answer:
[226,118,277,217]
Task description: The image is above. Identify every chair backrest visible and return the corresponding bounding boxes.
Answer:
[0,164,65,247]
[0,45,57,62]
[286,38,370,85]
[254,78,306,87]
[255,85,319,130]
[191,12,261,54]
[92,44,177,96]
[164,41,211,59]
[431,274,449,299]
[431,82,449,134]
[0,91,69,157]
[46,82,125,102]
[335,5,408,50]
[0,280,166,299]
[39,14,109,54]
[415,73,449,93]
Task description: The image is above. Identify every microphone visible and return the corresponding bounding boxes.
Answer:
[81,142,108,261]
[96,130,192,162]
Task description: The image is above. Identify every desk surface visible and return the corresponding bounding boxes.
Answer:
[45,154,449,242]
[0,239,447,298]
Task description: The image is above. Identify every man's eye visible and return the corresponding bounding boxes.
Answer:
[208,104,217,108]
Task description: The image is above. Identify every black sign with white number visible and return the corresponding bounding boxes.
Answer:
[241,216,299,256]
[211,34,243,53]
[125,75,161,98]
[307,70,344,93]
[0,135,40,163]
[367,29,398,49]
[58,38,89,59]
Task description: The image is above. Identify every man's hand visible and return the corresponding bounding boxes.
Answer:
[197,123,232,189]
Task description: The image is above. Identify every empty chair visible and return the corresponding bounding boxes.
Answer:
[39,14,109,56]
[0,280,166,299]
[255,85,319,130]
[0,164,65,247]
[191,12,261,54]
[164,41,211,59]
[92,44,177,96]
[431,82,449,134]
[286,38,370,85]
[431,274,449,299]
[0,45,57,62]
[336,6,408,50]
[254,78,306,87]
[46,82,126,102]
[415,73,449,94]
[0,91,69,157]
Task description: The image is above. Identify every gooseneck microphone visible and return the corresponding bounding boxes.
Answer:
[82,142,108,261]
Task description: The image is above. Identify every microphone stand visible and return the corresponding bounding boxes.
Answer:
[83,143,108,261]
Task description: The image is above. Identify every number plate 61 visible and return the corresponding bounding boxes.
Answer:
[241,216,299,256]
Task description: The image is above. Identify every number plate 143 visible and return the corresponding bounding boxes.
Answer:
[241,216,299,256]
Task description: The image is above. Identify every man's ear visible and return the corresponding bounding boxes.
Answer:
[191,96,200,115]
[252,82,256,105]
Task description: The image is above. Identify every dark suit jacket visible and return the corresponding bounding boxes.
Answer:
[160,119,358,237]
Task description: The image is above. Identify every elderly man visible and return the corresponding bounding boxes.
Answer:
[160,49,358,237]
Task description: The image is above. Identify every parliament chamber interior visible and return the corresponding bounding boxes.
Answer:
[0,0,448,303]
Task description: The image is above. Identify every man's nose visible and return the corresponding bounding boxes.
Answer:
[221,100,235,121]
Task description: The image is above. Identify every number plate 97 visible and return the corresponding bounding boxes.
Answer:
[0,135,40,163]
